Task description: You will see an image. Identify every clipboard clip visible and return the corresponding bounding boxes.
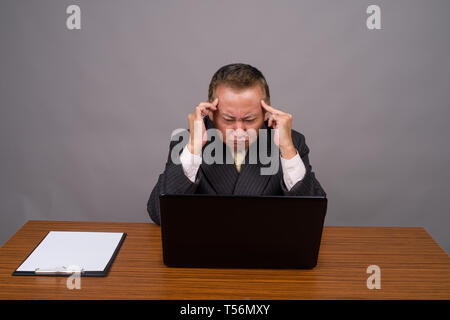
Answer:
[35,265,84,275]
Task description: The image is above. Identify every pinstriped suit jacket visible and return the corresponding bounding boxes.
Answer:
[147,116,326,225]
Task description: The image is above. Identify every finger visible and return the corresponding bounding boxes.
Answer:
[268,113,282,128]
[199,101,218,111]
[269,112,280,121]
[268,114,277,127]
[271,120,278,129]
[207,98,219,119]
[261,100,279,114]
[212,97,219,108]
[196,104,216,118]
[195,105,209,119]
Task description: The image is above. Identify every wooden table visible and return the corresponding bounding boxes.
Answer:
[0,220,448,299]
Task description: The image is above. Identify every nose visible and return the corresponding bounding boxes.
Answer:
[233,120,246,131]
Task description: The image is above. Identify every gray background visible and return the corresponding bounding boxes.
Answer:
[1,1,449,253]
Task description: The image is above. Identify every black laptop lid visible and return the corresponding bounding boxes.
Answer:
[159,194,327,269]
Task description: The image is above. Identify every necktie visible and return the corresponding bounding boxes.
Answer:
[234,150,246,173]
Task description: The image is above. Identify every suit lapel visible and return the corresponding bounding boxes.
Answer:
[200,162,238,194]
[232,161,272,195]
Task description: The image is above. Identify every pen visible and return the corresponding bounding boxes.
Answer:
[35,266,84,275]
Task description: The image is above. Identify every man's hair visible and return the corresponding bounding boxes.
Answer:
[208,63,270,104]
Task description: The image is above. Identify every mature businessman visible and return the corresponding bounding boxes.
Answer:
[147,63,325,225]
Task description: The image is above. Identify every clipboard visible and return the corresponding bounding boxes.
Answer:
[13,231,127,277]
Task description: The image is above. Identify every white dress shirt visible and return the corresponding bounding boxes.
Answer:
[179,145,306,191]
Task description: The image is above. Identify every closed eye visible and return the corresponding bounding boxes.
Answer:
[222,117,256,123]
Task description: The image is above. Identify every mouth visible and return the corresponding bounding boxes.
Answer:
[233,138,248,143]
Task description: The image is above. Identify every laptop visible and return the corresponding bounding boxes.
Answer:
[159,194,327,269]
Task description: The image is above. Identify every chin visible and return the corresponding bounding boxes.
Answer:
[232,140,249,149]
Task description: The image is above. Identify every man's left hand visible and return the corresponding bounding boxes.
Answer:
[261,100,297,159]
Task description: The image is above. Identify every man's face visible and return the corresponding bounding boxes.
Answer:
[210,84,267,150]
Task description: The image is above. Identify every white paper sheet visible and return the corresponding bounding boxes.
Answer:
[16,231,124,272]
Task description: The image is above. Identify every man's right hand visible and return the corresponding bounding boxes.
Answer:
[187,98,219,155]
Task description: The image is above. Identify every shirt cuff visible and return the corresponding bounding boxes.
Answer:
[280,152,306,191]
[179,145,202,183]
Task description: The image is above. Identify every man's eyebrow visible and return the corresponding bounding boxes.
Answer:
[222,113,235,118]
